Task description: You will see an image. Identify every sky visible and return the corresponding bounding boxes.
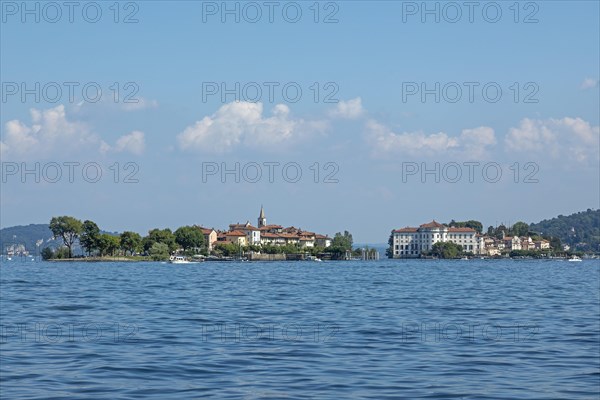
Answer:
[1,0,599,243]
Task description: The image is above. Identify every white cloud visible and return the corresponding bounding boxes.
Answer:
[329,97,364,119]
[1,105,148,159]
[0,105,100,159]
[365,119,496,158]
[122,97,159,111]
[505,117,599,162]
[580,78,599,90]
[115,131,146,155]
[459,126,498,158]
[177,101,327,154]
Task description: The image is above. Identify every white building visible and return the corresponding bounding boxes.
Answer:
[392,220,481,258]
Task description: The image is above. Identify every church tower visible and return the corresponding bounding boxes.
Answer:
[258,205,267,228]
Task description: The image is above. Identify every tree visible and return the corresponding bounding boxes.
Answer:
[329,231,353,259]
[512,221,529,237]
[120,231,142,256]
[41,247,54,260]
[174,226,204,252]
[431,242,463,259]
[496,224,508,239]
[80,220,100,256]
[386,230,394,258]
[447,220,483,234]
[143,228,177,253]
[49,216,83,258]
[149,242,170,261]
[98,233,120,256]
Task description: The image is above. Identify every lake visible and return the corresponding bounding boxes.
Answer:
[1,259,599,399]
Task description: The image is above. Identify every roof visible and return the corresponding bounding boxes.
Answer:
[419,220,445,229]
[229,223,259,231]
[315,234,331,239]
[448,227,476,232]
[259,225,283,231]
[226,230,246,237]
[394,227,418,233]
[259,206,265,219]
[260,233,281,238]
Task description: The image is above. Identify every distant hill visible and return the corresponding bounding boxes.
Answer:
[0,224,58,254]
[529,209,600,252]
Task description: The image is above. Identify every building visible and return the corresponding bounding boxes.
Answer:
[225,230,247,246]
[197,226,217,251]
[228,222,261,245]
[391,220,480,258]
[222,207,332,250]
[504,236,522,251]
[258,205,267,228]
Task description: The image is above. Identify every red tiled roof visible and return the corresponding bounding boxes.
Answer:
[448,227,476,232]
[419,220,445,229]
[260,233,280,238]
[226,230,246,237]
[394,227,418,233]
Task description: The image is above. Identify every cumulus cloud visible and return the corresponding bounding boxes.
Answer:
[580,78,599,90]
[177,101,327,153]
[0,105,147,159]
[0,105,100,158]
[365,119,496,158]
[115,131,146,155]
[329,97,364,119]
[122,97,159,111]
[505,117,599,162]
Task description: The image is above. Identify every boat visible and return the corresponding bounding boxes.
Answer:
[169,256,201,264]
[567,255,582,262]
[461,256,469,260]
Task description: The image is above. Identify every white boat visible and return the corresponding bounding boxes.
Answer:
[567,255,582,262]
[169,256,198,264]
[461,257,469,260]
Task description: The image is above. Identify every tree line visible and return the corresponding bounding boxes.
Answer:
[46,216,205,260]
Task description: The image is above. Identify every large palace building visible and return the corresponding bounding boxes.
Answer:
[391,220,484,258]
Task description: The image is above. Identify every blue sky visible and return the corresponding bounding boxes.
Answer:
[1,1,599,242]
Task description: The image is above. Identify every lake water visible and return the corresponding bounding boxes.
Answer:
[1,259,599,399]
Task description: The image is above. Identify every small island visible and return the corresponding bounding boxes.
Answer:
[41,206,378,262]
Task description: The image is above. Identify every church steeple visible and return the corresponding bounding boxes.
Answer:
[258,205,266,228]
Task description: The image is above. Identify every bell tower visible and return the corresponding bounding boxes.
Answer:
[258,205,267,228]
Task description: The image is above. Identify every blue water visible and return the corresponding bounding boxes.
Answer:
[1,259,599,399]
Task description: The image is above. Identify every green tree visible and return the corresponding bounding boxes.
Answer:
[174,226,205,252]
[512,221,529,237]
[550,236,562,251]
[447,220,483,234]
[97,233,120,256]
[149,242,170,261]
[386,230,394,258]
[80,220,100,256]
[431,242,463,259]
[49,216,83,258]
[41,247,54,260]
[329,231,353,259]
[143,228,177,253]
[214,242,240,257]
[120,231,142,256]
